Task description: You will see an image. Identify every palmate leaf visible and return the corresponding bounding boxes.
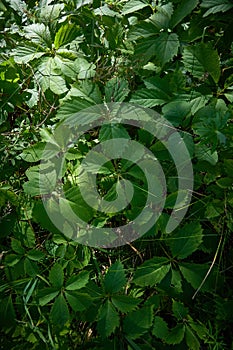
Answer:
[153,316,185,344]
[97,300,120,338]
[104,261,126,295]
[123,306,153,339]
[167,222,203,259]
[133,257,170,287]
[201,0,233,17]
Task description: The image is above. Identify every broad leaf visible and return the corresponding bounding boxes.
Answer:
[105,77,130,102]
[35,57,68,95]
[133,257,170,287]
[123,306,153,339]
[166,324,185,345]
[49,263,64,289]
[65,291,93,312]
[38,288,60,306]
[130,88,167,107]
[50,294,70,327]
[167,222,203,259]
[13,44,45,64]
[66,271,89,291]
[179,262,215,291]
[150,3,173,30]
[183,42,220,83]
[111,295,140,313]
[201,0,233,17]
[23,166,57,196]
[24,23,52,47]
[97,300,120,338]
[104,261,126,294]
[170,0,199,28]
[122,0,149,15]
[54,23,79,49]
[152,316,169,339]
[154,32,179,67]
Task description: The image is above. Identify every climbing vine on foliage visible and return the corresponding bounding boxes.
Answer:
[1,0,233,349]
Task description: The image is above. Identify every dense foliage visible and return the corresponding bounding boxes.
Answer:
[1,0,233,349]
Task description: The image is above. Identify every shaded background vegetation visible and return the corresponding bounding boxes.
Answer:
[1,0,233,349]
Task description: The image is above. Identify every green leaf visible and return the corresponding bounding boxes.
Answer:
[130,89,167,107]
[57,97,94,121]
[122,0,149,15]
[111,295,140,313]
[183,42,220,83]
[162,100,191,126]
[50,294,70,328]
[27,249,45,261]
[154,32,179,67]
[133,257,170,287]
[195,144,218,165]
[54,23,79,49]
[49,263,64,289]
[38,288,60,306]
[201,0,233,17]
[13,44,46,64]
[104,261,126,294]
[65,291,93,312]
[179,262,214,291]
[170,0,199,28]
[105,77,130,102]
[35,57,68,95]
[128,21,158,41]
[167,222,203,259]
[0,296,16,329]
[185,325,200,350]
[24,23,52,47]
[150,3,174,30]
[20,142,60,162]
[152,316,169,339]
[66,271,89,291]
[11,239,25,255]
[166,324,185,345]
[99,124,130,142]
[172,300,188,320]
[97,300,120,338]
[123,306,153,339]
[23,167,57,196]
